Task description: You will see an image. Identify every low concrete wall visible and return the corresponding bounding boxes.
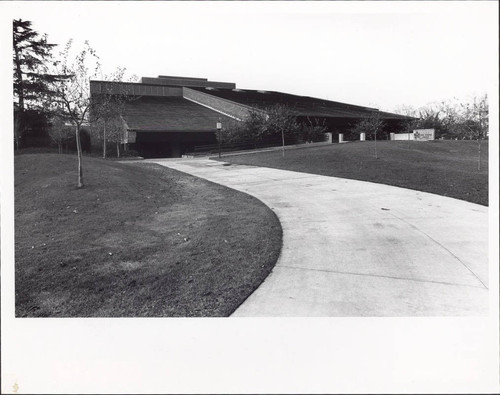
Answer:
[392,133,414,141]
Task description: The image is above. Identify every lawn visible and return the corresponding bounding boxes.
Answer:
[218,140,488,206]
[15,154,282,317]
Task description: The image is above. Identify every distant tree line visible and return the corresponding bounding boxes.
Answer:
[393,95,488,141]
[347,96,488,167]
[223,95,489,148]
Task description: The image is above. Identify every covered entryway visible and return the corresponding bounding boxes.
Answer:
[132,131,217,158]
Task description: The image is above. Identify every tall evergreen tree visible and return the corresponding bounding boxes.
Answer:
[13,19,58,149]
[13,19,57,110]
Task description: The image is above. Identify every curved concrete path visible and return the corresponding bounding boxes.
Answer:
[148,158,489,316]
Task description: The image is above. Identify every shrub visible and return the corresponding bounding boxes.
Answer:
[219,104,303,146]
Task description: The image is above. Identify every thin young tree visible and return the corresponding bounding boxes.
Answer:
[351,111,385,159]
[217,104,299,153]
[13,19,59,150]
[393,105,419,148]
[459,95,488,170]
[89,69,131,158]
[371,112,383,159]
[50,40,101,188]
[400,118,420,149]
[263,104,300,157]
[105,114,126,158]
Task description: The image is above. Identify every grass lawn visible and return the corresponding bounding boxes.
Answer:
[218,140,488,206]
[15,154,282,317]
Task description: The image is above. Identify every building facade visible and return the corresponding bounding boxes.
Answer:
[90,75,411,158]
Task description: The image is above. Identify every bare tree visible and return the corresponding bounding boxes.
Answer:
[89,68,131,158]
[351,111,386,159]
[459,95,488,170]
[399,118,420,149]
[105,114,126,158]
[50,40,101,188]
[263,104,300,157]
[393,105,419,148]
[218,104,299,155]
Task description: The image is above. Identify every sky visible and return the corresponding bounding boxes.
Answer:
[2,1,498,112]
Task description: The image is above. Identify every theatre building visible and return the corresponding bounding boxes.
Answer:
[89,75,411,158]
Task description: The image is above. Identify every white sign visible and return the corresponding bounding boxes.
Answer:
[413,129,435,141]
[216,122,222,129]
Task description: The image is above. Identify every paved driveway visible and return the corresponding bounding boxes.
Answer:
[149,158,489,316]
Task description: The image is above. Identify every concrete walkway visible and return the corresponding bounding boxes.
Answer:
[148,158,489,316]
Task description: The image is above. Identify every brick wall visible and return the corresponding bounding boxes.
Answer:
[182,87,265,121]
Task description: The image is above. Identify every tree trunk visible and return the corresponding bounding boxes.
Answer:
[116,142,120,158]
[478,138,482,171]
[14,46,25,112]
[75,125,84,188]
[281,128,285,158]
[14,46,25,151]
[103,119,107,159]
[14,113,22,152]
[58,142,62,154]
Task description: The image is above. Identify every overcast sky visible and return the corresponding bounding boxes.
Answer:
[2,1,498,111]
